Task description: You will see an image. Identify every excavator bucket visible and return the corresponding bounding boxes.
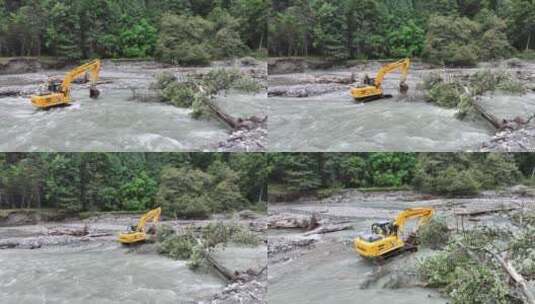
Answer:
[399,82,409,94]
[89,86,100,99]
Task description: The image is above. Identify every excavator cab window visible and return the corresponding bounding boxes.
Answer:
[47,80,62,93]
[363,75,375,86]
[371,221,396,237]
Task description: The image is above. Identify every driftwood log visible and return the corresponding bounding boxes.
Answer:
[458,240,535,304]
[491,252,535,304]
[454,207,518,217]
[204,98,267,131]
[196,85,267,131]
[205,250,238,282]
[472,99,504,129]
[303,223,353,236]
[268,214,320,230]
[48,225,89,236]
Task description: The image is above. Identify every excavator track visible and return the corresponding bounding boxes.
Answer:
[354,94,393,103]
[373,244,418,265]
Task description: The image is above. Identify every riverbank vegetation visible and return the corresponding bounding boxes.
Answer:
[0,0,269,64]
[269,0,535,66]
[151,69,263,119]
[268,153,535,199]
[0,153,268,218]
[423,70,526,119]
[418,210,535,303]
[157,221,261,269]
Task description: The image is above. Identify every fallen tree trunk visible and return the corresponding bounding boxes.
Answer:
[198,85,267,131]
[205,250,238,282]
[268,214,320,230]
[472,99,504,129]
[84,232,111,238]
[0,89,21,97]
[458,240,535,304]
[488,251,535,304]
[454,207,518,217]
[303,223,353,236]
[48,226,89,236]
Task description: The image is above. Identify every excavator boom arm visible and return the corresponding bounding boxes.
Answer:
[393,207,434,235]
[61,59,101,94]
[136,207,161,232]
[374,58,410,88]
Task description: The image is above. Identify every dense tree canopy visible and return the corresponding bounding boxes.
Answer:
[269,153,535,196]
[0,153,268,217]
[0,0,269,62]
[269,0,535,64]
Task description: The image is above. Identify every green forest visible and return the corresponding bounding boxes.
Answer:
[269,153,535,197]
[0,0,269,65]
[269,0,535,65]
[0,153,268,218]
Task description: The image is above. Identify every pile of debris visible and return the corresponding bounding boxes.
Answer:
[209,275,267,304]
[215,115,267,152]
[481,123,535,152]
[0,225,111,249]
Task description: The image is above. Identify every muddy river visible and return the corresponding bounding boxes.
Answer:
[0,242,224,304]
[268,92,493,151]
[268,190,535,304]
[268,234,447,304]
[0,60,265,152]
[268,60,535,152]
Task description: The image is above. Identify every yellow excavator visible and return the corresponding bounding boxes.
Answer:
[353,207,433,259]
[118,207,161,245]
[31,59,101,109]
[350,58,411,102]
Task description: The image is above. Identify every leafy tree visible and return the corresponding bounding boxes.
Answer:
[156,14,214,66]
[118,18,158,58]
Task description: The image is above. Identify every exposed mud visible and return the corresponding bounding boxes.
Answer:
[267,188,535,304]
[268,58,535,152]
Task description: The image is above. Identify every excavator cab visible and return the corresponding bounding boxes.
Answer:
[371,220,397,237]
[47,78,62,93]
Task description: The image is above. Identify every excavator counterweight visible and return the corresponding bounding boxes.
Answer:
[351,58,411,102]
[118,207,161,245]
[353,207,433,259]
[31,59,101,109]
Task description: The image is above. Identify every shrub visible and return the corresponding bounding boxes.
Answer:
[157,229,196,260]
[418,216,450,249]
[423,13,512,66]
[202,222,260,248]
[155,14,214,66]
[231,227,261,246]
[448,44,478,67]
[413,154,485,196]
[155,167,213,219]
[510,226,535,279]
[448,264,509,304]
[476,154,522,188]
[423,15,480,67]
[426,82,463,108]
[436,168,481,196]
[419,243,509,304]
[156,224,175,242]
